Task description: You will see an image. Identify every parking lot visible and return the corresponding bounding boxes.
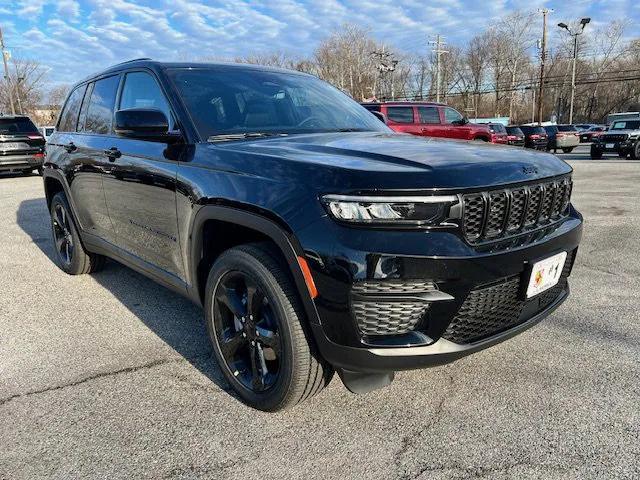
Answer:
[1,149,639,479]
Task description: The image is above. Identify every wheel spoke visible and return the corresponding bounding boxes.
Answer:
[216,284,246,318]
[55,235,65,251]
[245,278,263,321]
[219,329,246,359]
[250,344,265,391]
[54,207,65,229]
[256,325,281,357]
[64,240,71,263]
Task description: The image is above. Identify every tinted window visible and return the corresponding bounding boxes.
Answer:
[443,107,463,124]
[362,104,381,112]
[119,71,172,126]
[386,107,414,123]
[168,68,387,139]
[417,106,440,124]
[544,126,558,134]
[58,86,86,132]
[488,123,506,133]
[0,117,38,134]
[83,76,120,134]
[557,125,576,132]
[506,126,523,136]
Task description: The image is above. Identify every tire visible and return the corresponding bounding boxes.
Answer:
[562,147,574,154]
[473,137,488,142]
[22,168,33,176]
[37,167,43,176]
[49,192,105,275]
[618,151,628,158]
[205,243,333,411]
[590,145,603,160]
[631,142,640,160]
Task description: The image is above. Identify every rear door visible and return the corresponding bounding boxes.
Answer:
[384,106,419,135]
[416,105,442,138]
[101,70,184,280]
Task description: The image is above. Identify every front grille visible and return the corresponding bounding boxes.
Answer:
[462,177,572,244]
[442,250,575,344]
[351,280,434,336]
[601,133,628,143]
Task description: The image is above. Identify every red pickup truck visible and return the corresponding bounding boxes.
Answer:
[362,102,494,142]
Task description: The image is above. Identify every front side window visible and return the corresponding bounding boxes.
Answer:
[58,85,86,132]
[417,106,440,124]
[83,75,120,134]
[386,107,414,124]
[119,71,172,127]
[167,67,388,140]
[443,107,463,124]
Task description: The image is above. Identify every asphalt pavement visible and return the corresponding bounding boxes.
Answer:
[1,152,639,479]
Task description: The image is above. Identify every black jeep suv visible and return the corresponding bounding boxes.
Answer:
[0,115,45,175]
[43,60,583,411]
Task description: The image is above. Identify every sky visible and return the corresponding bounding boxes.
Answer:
[0,0,638,88]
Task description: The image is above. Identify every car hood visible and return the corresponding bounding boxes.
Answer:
[214,131,572,190]
[604,129,639,135]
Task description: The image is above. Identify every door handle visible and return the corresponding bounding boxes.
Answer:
[104,147,122,161]
[64,142,77,153]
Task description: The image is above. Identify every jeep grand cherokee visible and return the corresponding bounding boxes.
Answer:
[43,60,583,411]
[0,115,45,175]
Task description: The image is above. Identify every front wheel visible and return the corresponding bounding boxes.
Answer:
[50,192,105,275]
[205,243,333,411]
[590,145,603,160]
[631,142,640,160]
[562,147,574,154]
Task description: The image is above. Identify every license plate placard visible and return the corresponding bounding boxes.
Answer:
[605,143,615,149]
[526,251,567,298]
[0,142,28,151]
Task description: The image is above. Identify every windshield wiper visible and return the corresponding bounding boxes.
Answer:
[207,132,288,143]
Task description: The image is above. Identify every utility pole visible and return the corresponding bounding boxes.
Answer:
[0,26,16,115]
[536,9,552,124]
[558,18,590,124]
[429,35,448,103]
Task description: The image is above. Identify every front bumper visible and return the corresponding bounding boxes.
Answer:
[0,154,44,171]
[592,140,635,154]
[299,208,583,373]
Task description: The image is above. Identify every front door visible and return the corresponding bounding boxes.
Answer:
[443,107,470,140]
[101,70,184,281]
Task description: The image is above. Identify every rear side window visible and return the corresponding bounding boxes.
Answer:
[557,125,576,132]
[443,107,463,124]
[58,86,86,132]
[119,71,172,127]
[386,107,414,123]
[417,106,440,124]
[362,104,381,112]
[83,75,120,134]
[506,127,523,135]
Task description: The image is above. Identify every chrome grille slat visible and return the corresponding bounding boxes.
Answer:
[462,177,572,244]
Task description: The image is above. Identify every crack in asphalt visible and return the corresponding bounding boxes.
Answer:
[0,356,203,407]
[411,460,574,479]
[394,373,455,480]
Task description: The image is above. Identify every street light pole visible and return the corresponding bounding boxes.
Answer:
[558,18,590,124]
[0,26,16,115]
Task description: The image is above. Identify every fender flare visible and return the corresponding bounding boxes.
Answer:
[42,169,85,232]
[187,205,322,325]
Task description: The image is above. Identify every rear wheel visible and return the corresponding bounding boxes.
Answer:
[631,142,640,160]
[50,192,105,275]
[562,147,574,154]
[205,243,333,411]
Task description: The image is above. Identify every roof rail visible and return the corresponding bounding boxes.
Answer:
[109,58,152,68]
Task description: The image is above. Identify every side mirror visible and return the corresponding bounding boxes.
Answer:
[370,111,387,124]
[114,108,172,140]
[452,117,469,126]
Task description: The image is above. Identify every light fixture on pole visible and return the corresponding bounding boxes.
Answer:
[558,18,590,124]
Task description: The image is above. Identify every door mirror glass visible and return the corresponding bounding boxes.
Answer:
[114,108,170,139]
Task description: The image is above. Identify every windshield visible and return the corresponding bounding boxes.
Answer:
[167,67,390,140]
[0,117,38,134]
[611,120,640,130]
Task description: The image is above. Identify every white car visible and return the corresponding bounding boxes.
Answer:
[39,126,55,142]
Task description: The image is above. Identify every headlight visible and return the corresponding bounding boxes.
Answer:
[321,194,459,226]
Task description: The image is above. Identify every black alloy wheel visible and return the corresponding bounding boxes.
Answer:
[52,202,75,267]
[212,271,282,392]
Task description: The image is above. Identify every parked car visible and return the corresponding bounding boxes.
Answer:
[486,123,509,144]
[505,126,525,147]
[39,125,56,142]
[44,60,583,411]
[591,119,640,159]
[0,115,45,175]
[574,124,596,132]
[579,125,606,143]
[361,102,494,142]
[543,124,579,153]
[518,125,549,150]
